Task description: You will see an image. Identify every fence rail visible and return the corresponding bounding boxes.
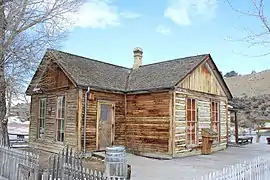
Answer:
[44,146,128,180]
[8,133,29,148]
[0,145,128,180]
[0,145,40,180]
[199,156,270,180]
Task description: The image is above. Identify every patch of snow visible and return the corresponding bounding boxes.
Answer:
[7,116,29,135]
[8,116,26,124]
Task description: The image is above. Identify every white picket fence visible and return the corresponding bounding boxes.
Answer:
[199,156,270,180]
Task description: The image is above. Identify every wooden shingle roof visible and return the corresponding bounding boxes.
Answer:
[52,50,130,92]
[127,54,207,92]
[27,49,227,95]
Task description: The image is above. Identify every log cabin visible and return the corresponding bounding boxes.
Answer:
[26,47,233,159]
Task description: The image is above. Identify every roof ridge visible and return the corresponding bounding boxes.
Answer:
[48,48,131,70]
[139,54,209,68]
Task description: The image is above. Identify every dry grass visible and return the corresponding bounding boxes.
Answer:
[225,69,270,128]
[225,70,270,97]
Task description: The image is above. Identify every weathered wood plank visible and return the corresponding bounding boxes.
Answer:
[178,62,226,96]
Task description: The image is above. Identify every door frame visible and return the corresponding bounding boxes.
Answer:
[96,100,115,150]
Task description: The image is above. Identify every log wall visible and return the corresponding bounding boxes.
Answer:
[220,100,227,145]
[125,92,171,154]
[174,93,186,153]
[174,88,229,157]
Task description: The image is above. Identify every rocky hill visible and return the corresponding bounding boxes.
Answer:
[225,70,270,128]
[9,103,30,121]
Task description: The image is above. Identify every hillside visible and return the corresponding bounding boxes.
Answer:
[225,70,270,128]
[9,103,30,120]
[224,70,270,97]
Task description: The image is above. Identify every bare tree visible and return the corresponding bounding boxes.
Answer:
[226,0,270,56]
[0,0,84,146]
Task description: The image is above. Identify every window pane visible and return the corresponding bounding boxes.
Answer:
[192,133,196,141]
[61,106,65,119]
[187,122,191,132]
[38,98,46,138]
[57,119,61,131]
[57,110,61,119]
[62,96,65,107]
[192,111,196,122]
[192,99,195,110]
[100,104,110,121]
[60,132,64,142]
[56,96,65,142]
[57,130,60,141]
[40,119,43,128]
[57,97,62,117]
[187,99,191,109]
[42,107,46,118]
[187,110,191,121]
[61,119,65,131]
[186,98,197,145]
[192,122,196,133]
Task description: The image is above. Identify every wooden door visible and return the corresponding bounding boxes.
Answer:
[97,102,115,150]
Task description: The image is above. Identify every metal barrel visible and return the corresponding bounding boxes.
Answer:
[105,146,127,179]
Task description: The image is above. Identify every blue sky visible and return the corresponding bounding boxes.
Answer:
[61,0,270,75]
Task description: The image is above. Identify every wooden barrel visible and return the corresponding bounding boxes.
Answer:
[105,146,127,178]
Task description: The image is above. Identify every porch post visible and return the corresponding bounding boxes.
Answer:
[235,111,238,144]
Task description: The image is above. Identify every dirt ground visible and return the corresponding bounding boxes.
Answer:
[127,143,270,180]
[18,148,105,171]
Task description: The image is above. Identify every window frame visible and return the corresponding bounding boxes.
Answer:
[211,100,220,141]
[186,98,198,146]
[55,95,65,142]
[38,98,46,139]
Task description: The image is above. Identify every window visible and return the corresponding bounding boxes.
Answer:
[186,98,197,145]
[211,101,220,141]
[56,96,65,142]
[100,104,111,121]
[38,98,46,138]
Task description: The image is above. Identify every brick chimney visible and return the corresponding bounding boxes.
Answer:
[133,47,143,69]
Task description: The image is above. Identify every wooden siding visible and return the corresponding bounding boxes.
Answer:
[125,92,171,154]
[180,62,226,96]
[38,62,72,91]
[29,96,38,142]
[81,91,125,152]
[28,63,78,153]
[29,88,78,153]
[174,89,229,156]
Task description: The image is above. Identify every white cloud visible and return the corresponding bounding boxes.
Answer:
[70,0,141,29]
[164,0,217,26]
[156,25,171,35]
[120,12,142,19]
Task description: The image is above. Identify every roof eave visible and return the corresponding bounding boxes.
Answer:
[126,86,174,94]
[77,85,175,94]
[207,54,233,100]
[77,85,126,94]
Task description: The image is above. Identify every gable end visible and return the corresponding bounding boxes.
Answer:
[177,56,232,99]
[26,52,76,95]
